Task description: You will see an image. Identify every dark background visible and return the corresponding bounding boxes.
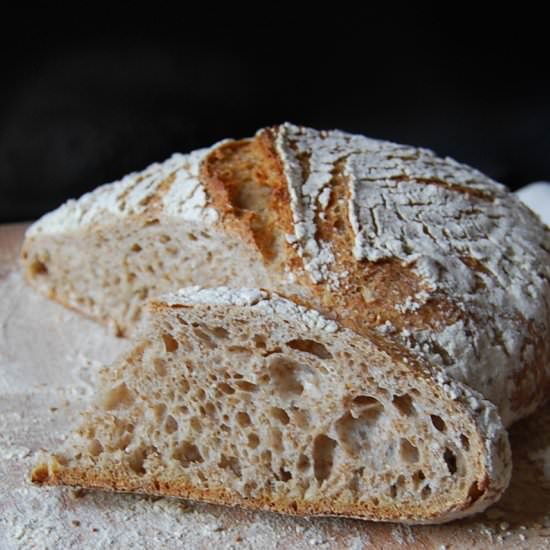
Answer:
[1,15,548,224]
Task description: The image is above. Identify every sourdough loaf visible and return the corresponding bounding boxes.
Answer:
[21,123,550,427]
[31,287,511,524]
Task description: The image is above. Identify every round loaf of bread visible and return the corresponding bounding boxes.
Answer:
[22,123,550,428]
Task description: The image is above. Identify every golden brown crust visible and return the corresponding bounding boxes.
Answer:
[31,445,491,525]
[200,137,291,266]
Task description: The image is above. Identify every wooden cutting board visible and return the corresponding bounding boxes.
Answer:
[1,222,549,549]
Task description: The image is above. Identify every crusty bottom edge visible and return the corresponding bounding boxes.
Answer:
[31,462,487,525]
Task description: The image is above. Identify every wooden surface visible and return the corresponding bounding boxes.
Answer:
[1,223,550,549]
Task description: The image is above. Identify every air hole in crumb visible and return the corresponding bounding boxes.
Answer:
[188,232,197,241]
[292,408,309,428]
[352,395,379,407]
[153,403,167,421]
[159,234,171,243]
[102,383,134,410]
[400,439,419,463]
[286,339,333,359]
[460,434,470,451]
[227,345,252,355]
[431,415,446,432]
[389,484,397,498]
[412,470,425,488]
[195,388,206,401]
[392,393,415,416]
[179,378,190,393]
[114,434,132,451]
[353,396,384,422]
[204,402,216,417]
[247,433,260,449]
[261,449,272,465]
[279,468,292,482]
[131,243,142,252]
[162,333,178,353]
[270,407,290,425]
[297,454,310,472]
[268,357,303,396]
[89,439,103,457]
[313,434,337,483]
[190,417,202,433]
[468,480,485,502]
[443,448,457,475]
[193,327,216,349]
[173,441,203,468]
[165,415,178,434]
[270,428,283,453]
[128,447,147,475]
[236,411,251,427]
[235,380,258,392]
[210,326,229,339]
[253,334,267,348]
[29,259,48,277]
[421,485,432,499]
[153,358,167,377]
[335,411,376,455]
[219,454,241,477]
[218,383,235,395]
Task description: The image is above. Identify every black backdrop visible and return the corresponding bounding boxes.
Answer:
[1,15,548,224]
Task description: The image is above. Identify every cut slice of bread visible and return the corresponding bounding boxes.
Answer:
[32,288,512,524]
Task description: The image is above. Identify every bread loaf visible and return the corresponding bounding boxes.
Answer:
[25,124,550,522]
[22,123,550,427]
[32,287,511,524]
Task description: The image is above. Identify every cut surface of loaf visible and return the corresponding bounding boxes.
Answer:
[21,124,550,426]
[20,147,289,336]
[32,288,511,524]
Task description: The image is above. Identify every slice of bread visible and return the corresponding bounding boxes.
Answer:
[31,287,511,524]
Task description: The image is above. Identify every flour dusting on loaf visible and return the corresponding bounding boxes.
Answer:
[27,149,218,238]
[269,123,550,426]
